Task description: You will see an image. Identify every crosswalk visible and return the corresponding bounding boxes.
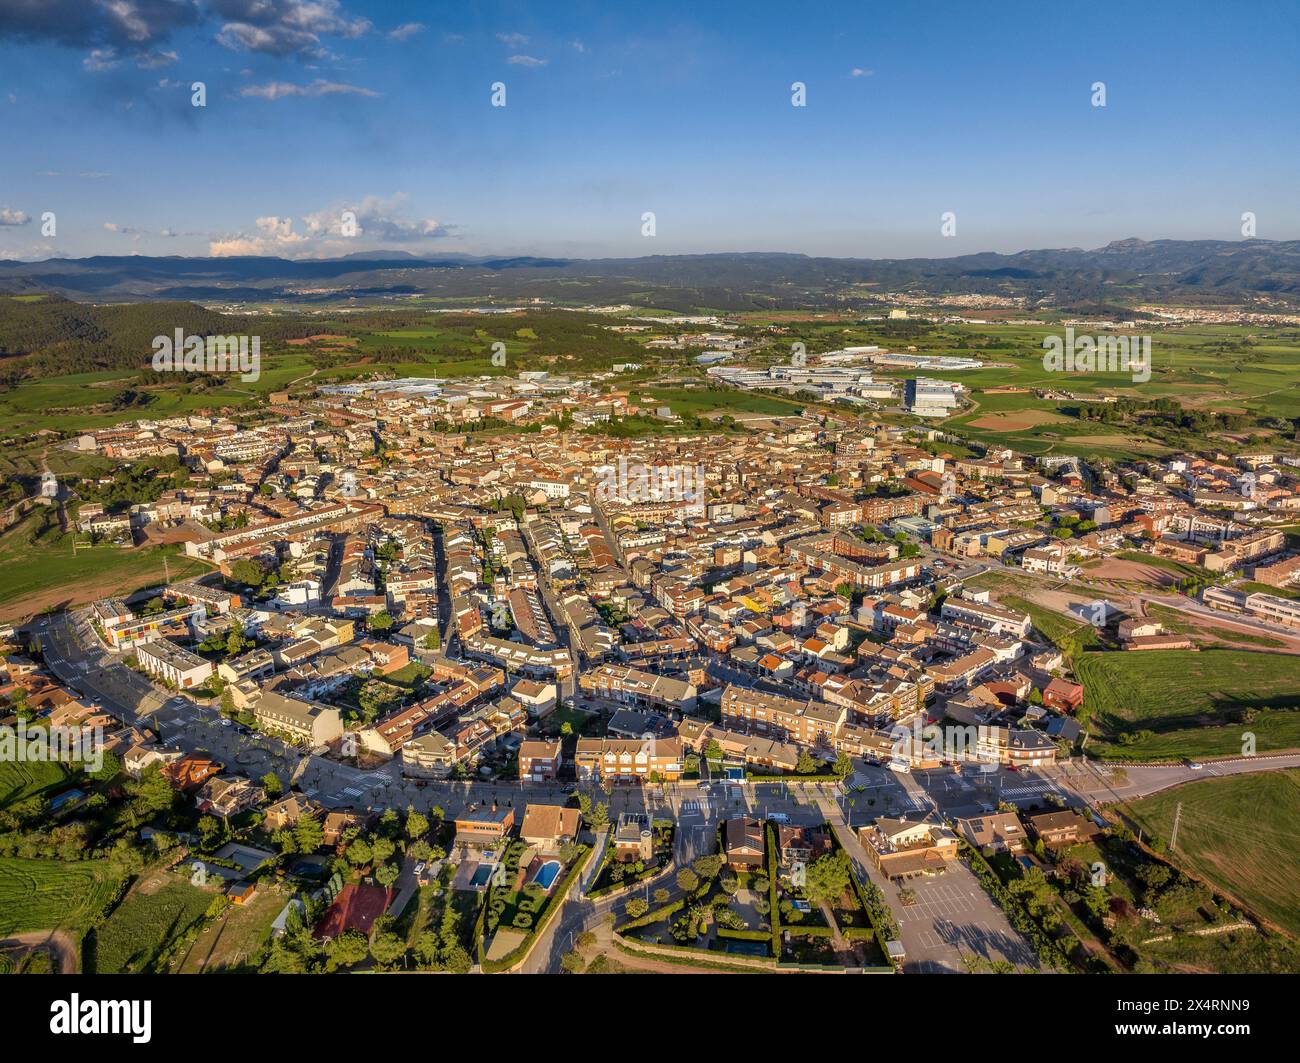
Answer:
[1000,783,1060,799]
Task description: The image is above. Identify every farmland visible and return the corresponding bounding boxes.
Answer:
[0,759,77,808]
[1118,770,1300,938]
[1078,648,1300,760]
[0,856,126,938]
[0,507,212,622]
[86,874,215,974]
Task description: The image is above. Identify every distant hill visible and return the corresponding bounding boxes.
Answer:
[2,239,1299,310]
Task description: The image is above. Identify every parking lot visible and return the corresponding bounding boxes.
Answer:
[892,866,1041,973]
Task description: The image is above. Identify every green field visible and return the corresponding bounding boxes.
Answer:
[0,508,212,621]
[1119,770,1300,937]
[1079,648,1300,760]
[0,760,77,808]
[0,857,126,937]
[86,876,215,973]
[999,594,1102,657]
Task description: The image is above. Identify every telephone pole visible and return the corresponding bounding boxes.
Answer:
[1169,801,1183,852]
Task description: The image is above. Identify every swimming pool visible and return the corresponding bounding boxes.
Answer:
[469,865,495,888]
[530,860,562,890]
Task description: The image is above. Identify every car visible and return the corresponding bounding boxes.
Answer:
[413,862,426,875]
[1005,764,1019,773]
[768,812,790,824]
[888,759,911,774]
[220,719,232,728]
[1188,761,1205,770]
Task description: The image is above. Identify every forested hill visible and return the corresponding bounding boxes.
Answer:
[0,295,246,381]
[2,239,1300,309]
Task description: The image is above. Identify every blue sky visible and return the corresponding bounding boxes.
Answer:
[1,0,1297,260]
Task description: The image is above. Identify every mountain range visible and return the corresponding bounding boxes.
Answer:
[2,239,1300,311]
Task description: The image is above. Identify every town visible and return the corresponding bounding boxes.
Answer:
[4,344,1299,977]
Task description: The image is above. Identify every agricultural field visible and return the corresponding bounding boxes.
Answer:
[0,759,77,808]
[1078,648,1300,760]
[0,856,126,938]
[86,874,216,974]
[0,508,212,623]
[1118,770,1300,938]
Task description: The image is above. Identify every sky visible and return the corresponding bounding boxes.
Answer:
[0,0,1297,261]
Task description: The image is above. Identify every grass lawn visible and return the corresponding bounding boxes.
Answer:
[1000,594,1102,657]
[1237,581,1300,601]
[0,856,126,937]
[86,875,215,973]
[0,509,212,622]
[0,759,77,808]
[378,661,432,690]
[1079,648,1300,760]
[1144,603,1287,649]
[178,888,282,973]
[1117,770,1300,938]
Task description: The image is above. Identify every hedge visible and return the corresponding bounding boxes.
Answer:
[961,841,1073,972]
[765,823,782,957]
[618,897,685,933]
[715,927,772,944]
[832,821,899,970]
[479,844,591,973]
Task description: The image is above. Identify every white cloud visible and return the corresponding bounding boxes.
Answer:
[0,208,32,227]
[214,0,372,59]
[497,32,529,48]
[507,54,547,68]
[209,195,454,257]
[241,78,379,99]
[136,49,178,68]
[388,22,424,41]
[850,67,873,78]
[83,47,120,71]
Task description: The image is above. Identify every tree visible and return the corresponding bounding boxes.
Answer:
[832,751,853,780]
[346,838,373,867]
[676,868,699,893]
[625,897,649,919]
[560,949,585,974]
[230,558,266,588]
[295,814,324,853]
[369,929,405,966]
[653,888,670,905]
[405,808,430,839]
[588,801,609,832]
[261,772,283,798]
[805,850,852,907]
[197,814,223,850]
[370,611,394,634]
[375,863,400,889]
[325,930,369,971]
[692,854,722,880]
[703,738,723,761]
[796,749,817,774]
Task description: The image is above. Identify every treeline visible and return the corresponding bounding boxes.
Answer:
[0,296,244,382]
[1071,396,1297,435]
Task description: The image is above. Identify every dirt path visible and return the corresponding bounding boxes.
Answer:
[1,930,79,973]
